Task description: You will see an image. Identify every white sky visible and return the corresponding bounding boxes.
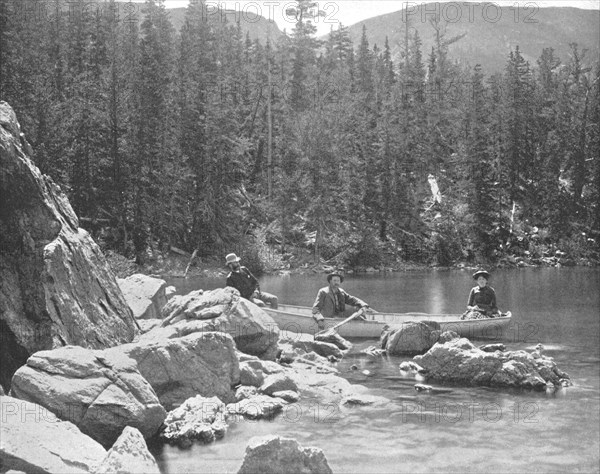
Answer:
[152,1,600,35]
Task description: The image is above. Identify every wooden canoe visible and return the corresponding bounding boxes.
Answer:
[264,304,512,339]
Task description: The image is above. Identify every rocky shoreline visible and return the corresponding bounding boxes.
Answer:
[1,281,376,473]
[105,246,598,283]
[2,273,573,473]
[0,100,575,473]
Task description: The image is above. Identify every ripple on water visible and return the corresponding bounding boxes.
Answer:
[157,269,599,473]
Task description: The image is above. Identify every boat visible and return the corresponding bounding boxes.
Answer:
[264,304,512,339]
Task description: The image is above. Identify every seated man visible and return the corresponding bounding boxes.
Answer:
[225,253,278,309]
[312,272,369,330]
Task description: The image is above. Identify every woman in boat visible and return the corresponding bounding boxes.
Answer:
[462,270,499,320]
[312,272,370,330]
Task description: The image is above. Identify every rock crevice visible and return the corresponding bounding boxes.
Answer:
[0,101,138,392]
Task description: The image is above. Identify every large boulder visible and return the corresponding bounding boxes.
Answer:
[237,435,333,474]
[259,373,299,396]
[383,321,441,355]
[0,395,107,473]
[0,102,137,392]
[117,274,167,319]
[156,287,280,360]
[226,395,287,420]
[93,426,161,474]
[239,359,285,387]
[414,337,571,390]
[114,331,240,409]
[9,346,166,447]
[160,396,229,448]
[279,333,345,360]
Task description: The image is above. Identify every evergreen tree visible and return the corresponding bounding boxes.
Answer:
[464,64,502,259]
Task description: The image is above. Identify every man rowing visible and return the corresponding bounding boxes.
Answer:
[312,272,370,330]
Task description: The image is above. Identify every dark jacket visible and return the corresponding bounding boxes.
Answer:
[312,286,368,318]
[226,266,258,300]
[467,285,498,314]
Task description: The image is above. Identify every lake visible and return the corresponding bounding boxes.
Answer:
[153,267,600,473]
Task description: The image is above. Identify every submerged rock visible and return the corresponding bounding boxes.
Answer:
[0,102,137,392]
[414,337,571,390]
[341,393,389,407]
[237,435,333,474]
[313,332,352,351]
[399,361,424,372]
[226,394,287,420]
[160,395,229,448]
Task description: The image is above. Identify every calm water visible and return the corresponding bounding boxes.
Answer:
[154,268,600,473]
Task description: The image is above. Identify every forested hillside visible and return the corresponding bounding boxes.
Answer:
[1,0,598,272]
[346,4,600,74]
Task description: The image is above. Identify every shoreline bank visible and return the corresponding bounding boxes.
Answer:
[106,249,599,281]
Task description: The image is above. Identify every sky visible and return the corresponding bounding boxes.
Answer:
[152,0,600,35]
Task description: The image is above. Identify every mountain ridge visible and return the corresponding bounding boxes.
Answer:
[341,4,599,73]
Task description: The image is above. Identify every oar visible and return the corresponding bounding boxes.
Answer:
[315,308,366,339]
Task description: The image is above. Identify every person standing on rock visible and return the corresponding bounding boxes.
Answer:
[225,253,278,309]
[312,272,370,330]
[462,270,499,319]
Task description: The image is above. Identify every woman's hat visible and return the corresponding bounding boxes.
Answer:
[225,253,241,265]
[472,270,490,280]
[327,272,344,283]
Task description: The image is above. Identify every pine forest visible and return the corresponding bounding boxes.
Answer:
[1,0,599,273]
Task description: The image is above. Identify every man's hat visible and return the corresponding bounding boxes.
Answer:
[327,272,344,283]
[225,253,241,265]
[472,270,490,280]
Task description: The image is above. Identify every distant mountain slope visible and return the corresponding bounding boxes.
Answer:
[166,7,283,41]
[164,6,284,42]
[345,4,599,73]
[105,2,283,41]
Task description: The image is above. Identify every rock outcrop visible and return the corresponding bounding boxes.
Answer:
[156,287,280,360]
[0,395,107,473]
[259,373,299,396]
[115,331,240,409]
[117,274,167,319]
[237,436,333,474]
[226,394,288,420]
[279,333,345,360]
[160,396,229,448]
[413,335,571,390]
[93,426,161,474]
[239,359,285,387]
[10,346,166,447]
[382,321,441,355]
[0,102,137,392]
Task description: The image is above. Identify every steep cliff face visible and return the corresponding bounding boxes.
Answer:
[0,101,138,391]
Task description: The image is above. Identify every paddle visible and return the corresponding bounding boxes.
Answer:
[314,308,366,339]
